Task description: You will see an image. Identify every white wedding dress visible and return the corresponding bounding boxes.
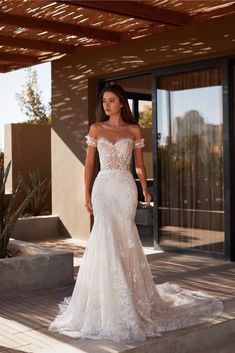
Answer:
[49,135,223,343]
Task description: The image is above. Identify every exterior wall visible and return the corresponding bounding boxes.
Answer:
[52,15,235,240]
[4,123,12,193]
[4,123,51,212]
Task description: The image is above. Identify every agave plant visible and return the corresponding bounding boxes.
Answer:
[0,161,47,259]
[21,169,51,216]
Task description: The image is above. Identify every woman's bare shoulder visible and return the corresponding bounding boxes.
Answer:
[129,124,142,139]
[89,122,102,136]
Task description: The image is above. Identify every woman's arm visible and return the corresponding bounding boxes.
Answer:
[133,125,151,207]
[84,124,97,214]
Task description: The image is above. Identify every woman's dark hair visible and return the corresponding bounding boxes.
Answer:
[95,84,138,124]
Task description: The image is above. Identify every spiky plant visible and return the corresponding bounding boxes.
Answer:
[0,161,47,258]
[21,170,51,216]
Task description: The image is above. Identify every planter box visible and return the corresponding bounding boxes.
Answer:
[11,215,70,241]
[0,239,73,294]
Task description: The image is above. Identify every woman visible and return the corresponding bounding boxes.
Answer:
[49,84,223,343]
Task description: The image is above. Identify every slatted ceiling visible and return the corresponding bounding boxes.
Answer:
[196,3,235,22]
[69,1,191,26]
[0,0,234,73]
[124,24,174,42]
[0,51,38,64]
[0,24,98,47]
[146,0,235,14]
[2,1,152,32]
[0,44,65,59]
[0,12,122,43]
[0,34,81,54]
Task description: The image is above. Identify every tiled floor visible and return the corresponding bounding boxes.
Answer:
[1,239,235,353]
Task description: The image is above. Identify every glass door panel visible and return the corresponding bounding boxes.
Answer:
[157,68,224,253]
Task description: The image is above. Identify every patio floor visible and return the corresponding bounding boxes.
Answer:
[1,238,235,353]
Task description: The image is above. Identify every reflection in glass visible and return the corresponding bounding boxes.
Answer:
[128,99,133,113]
[138,100,152,128]
[157,68,224,253]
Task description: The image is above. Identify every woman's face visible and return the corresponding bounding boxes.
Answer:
[102,92,123,117]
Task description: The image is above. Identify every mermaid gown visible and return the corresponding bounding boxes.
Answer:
[49,135,223,343]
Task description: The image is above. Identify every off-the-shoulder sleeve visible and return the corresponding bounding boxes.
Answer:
[133,138,145,149]
[85,134,97,147]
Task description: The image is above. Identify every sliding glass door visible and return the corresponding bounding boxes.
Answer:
[156,67,224,253]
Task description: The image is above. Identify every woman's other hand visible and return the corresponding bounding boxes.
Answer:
[85,195,93,215]
[142,189,152,208]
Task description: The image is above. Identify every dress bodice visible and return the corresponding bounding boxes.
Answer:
[85,135,145,171]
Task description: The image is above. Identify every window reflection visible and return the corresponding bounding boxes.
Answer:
[157,68,224,253]
[128,99,133,114]
[138,100,152,128]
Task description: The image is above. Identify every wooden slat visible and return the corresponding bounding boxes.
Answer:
[0,52,38,64]
[0,34,80,54]
[0,64,10,73]
[63,0,191,26]
[195,3,235,22]
[0,12,121,43]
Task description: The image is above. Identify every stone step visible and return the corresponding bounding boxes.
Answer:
[127,319,235,353]
[206,339,235,353]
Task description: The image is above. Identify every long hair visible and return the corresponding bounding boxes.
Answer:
[95,84,137,124]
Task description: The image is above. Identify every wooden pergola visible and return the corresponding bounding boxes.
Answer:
[0,0,235,73]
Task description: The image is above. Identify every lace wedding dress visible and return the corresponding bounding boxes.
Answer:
[49,135,223,343]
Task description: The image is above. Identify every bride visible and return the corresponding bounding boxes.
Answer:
[49,84,223,343]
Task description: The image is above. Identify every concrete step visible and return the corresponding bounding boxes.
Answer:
[125,298,235,353]
[206,339,235,353]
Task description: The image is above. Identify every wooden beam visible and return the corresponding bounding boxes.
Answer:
[62,0,191,26]
[0,34,80,54]
[194,3,235,22]
[0,12,121,43]
[0,64,10,73]
[0,52,38,64]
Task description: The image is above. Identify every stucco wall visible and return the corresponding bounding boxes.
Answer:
[52,15,235,240]
[4,123,51,213]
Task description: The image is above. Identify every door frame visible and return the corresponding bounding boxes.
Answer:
[98,54,235,261]
[152,57,235,260]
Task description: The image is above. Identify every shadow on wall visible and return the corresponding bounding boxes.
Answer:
[51,56,146,164]
[4,123,51,215]
[51,14,235,164]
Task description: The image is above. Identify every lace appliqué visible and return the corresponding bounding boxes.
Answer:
[85,135,145,150]
[133,138,145,149]
[97,138,133,171]
[85,134,97,147]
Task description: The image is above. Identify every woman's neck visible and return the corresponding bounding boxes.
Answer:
[106,115,125,128]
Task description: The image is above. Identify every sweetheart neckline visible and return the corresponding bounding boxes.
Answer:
[97,137,134,145]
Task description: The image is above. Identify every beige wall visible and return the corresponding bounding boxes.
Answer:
[4,123,12,193]
[52,15,235,240]
[4,123,51,212]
